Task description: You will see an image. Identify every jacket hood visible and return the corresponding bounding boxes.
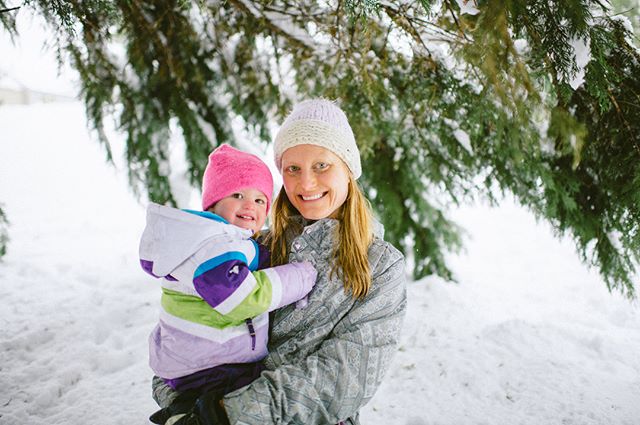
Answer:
[139,203,253,277]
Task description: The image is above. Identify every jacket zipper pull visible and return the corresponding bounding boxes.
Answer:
[245,318,256,351]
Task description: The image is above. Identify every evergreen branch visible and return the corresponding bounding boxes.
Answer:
[407,15,464,43]
[606,88,640,155]
[261,3,325,19]
[125,0,179,82]
[610,7,635,18]
[229,0,317,53]
[12,0,637,297]
[381,2,461,44]
[0,6,19,13]
[381,4,434,60]
[443,0,471,42]
[521,14,560,88]
[336,0,344,49]
[405,7,434,57]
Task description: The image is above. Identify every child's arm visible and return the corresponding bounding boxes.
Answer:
[190,239,316,323]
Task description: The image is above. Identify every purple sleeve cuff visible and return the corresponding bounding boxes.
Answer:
[256,242,271,270]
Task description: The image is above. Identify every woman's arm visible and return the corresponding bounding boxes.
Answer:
[222,253,407,424]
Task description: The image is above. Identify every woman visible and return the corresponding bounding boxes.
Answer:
[152,99,407,425]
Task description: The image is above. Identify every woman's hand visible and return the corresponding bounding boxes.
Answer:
[149,390,230,425]
[191,392,230,425]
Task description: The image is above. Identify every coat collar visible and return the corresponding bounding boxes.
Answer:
[287,216,339,256]
[286,215,384,254]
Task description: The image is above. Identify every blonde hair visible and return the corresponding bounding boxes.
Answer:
[266,176,374,299]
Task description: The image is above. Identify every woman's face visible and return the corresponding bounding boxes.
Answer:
[281,144,350,220]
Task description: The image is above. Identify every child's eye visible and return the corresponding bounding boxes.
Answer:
[231,193,244,199]
[255,198,266,205]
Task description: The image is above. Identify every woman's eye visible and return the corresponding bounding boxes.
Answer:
[285,165,300,174]
[315,162,329,170]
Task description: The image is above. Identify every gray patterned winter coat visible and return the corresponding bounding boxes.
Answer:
[153,217,407,424]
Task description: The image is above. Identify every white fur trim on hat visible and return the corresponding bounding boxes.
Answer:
[273,99,362,179]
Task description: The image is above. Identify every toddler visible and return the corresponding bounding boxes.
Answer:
[139,144,316,402]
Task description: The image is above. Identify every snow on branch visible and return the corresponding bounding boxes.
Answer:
[233,0,330,56]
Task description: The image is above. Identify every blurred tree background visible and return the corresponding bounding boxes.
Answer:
[0,0,638,297]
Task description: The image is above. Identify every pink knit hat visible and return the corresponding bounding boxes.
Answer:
[201,144,274,212]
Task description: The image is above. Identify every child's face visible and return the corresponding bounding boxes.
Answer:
[209,188,268,232]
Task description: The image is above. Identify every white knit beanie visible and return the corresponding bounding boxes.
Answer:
[273,99,362,179]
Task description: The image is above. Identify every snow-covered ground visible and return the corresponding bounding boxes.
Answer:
[363,203,640,425]
[1,101,639,425]
[1,15,640,424]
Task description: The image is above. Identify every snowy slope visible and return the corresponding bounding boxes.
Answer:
[361,203,640,425]
[0,103,156,424]
[1,101,639,425]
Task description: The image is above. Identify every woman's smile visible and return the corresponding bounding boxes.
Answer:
[299,192,327,201]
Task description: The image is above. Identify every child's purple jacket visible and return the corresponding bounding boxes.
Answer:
[139,203,316,380]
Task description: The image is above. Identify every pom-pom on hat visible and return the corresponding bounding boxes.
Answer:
[201,144,274,213]
[273,99,361,179]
